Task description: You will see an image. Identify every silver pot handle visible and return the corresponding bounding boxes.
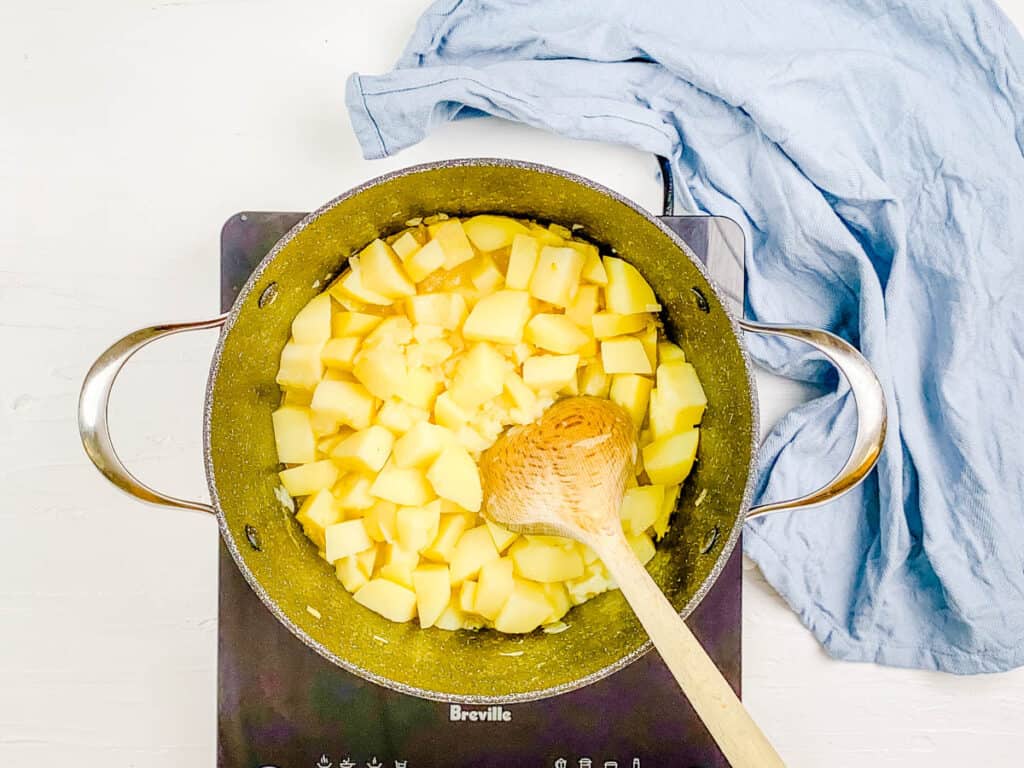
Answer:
[78,316,228,515]
[740,319,887,519]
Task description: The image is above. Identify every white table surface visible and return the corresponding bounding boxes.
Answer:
[3,1,1024,765]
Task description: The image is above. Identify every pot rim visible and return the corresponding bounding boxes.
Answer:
[202,157,760,704]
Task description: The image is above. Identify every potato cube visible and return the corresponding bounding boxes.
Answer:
[330,425,394,473]
[430,219,475,270]
[354,579,418,623]
[396,499,441,552]
[333,473,376,510]
[642,428,699,485]
[462,290,532,344]
[619,484,665,536]
[658,341,686,364]
[378,543,420,589]
[469,254,505,293]
[578,360,611,398]
[449,525,500,584]
[421,513,470,562]
[493,578,552,634]
[610,374,653,428]
[628,532,657,565]
[279,461,338,501]
[426,444,482,512]
[528,246,585,307]
[395,367,441,410]
[276,341,325,391]
[393,421,453,468]
[527,221,565,245]
[363,499,398,543]
[459,580,478,613]
[503,371,537,412]
[272,406,316,464]
[450,343,507,410]
[321,337,361,370]
[474,557,515,620]
[591,312,649,339]
[463,215,531,251]
[565,284,599,328]
[509,537,585,582]
[316,430,350,456]
[405,292,467,330]
[330,257,392,306]
[295,489,342,549]
[521,354,579,392]
[636,322,658,369]
[485,520,520,553]
[358,239,416,299]
[324,518,373,562]
[352,345,407,401]
[309,410,340,437]
[655,362,707,429]
[310,379,377,430]
[541,582,572,625]
[434,603,471,631]
[601,337,653,375]
[370,463,435,507]
[377,399,429,434]
[580,246,608,285]
[653,484,681,540]
[566,562,615,605]
[402,238,445,283]
[524,314,592,354]
[391,231,422,260]
[335,555,370,592]
[413,564,452,628]
[332,311,382,337]
[363,316,413,349]
[407,339,454,368]
[291,293,333,345]
[603,256,661,314]
[433,391,472,430]
[506,234,540,290]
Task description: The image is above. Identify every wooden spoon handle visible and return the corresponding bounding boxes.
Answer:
[594,532,786,768]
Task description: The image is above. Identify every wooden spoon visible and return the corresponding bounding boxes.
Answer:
[480,396,785,768]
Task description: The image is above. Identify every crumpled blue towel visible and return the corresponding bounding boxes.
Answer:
[345,0,1024,673]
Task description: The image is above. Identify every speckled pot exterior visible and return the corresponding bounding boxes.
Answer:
[203,159,759,704]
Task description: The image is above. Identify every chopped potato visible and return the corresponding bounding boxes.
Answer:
[272,406,316,464]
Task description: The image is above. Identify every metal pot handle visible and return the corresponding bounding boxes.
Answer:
[78,316,228,515]
[739,319,887,518]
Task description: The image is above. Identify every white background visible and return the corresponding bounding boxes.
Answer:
[2,1,1024,765]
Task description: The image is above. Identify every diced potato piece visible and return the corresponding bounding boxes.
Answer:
[601,337,653,375]
[282,389,313,407]
[333,473,375,510]
[503,371,537,412]
[627,532,657,565]
[280,460,338,497]
[272,406,316,464]
[433,391,472,430]
[591,312,648,339]
[462,290,532,344]
[469,254,504,292]
[358,239,415,298]
[580,246,608,285]
[330,257,392,306]
[463,215,531,251]
[524,314,591,354]
[433,603,470,631]
[450,343,507,410]
[309,410,340,437]
[422,513,470,562]
[377,399,429,434]
[493,578,551,634]
[449,525,500,584]
[653,484,681,540]
[393,421,453,468]
[510,537,585,582]
[291,293,333,344]
[642,428,699,485]
[506,234,540,290]
[316,430,350,456]
[565,284,599,328]
[459,580,478,613]
[391,231,421,260]
[474,557,515,620]
[548,222,572,239]
[335,554,369,592]
[522,354,579,392]
[378,543,420,589]
[636,323,658,369]
[541,582,572,624]
[603,256,660,314]
[405,292,467,330]
[363,316,413,349]
[324,518,373,562]
[485,520,519,553]
[402,238,445,283]
[609,374,653,428]
[295,489,342,549]
[407,339,454,368]
[332,311,382,337]
[430,219,475,270]
[426,444,482,512]
[578,360,611,398]
[370,463,435,506]
[413,564,452,628]
[352,345,407,401]
[321,337,361,370]
[330,425,394,473]
[655,362,707,429]
[363,500,398,543]
[658,341,686,364]
[619,484,665,536]
[396,500,442,552]
[310,379,377,429]
[527,221,565,245]
[566,563,614,605]
[528,246,585,307]
[354,579,418,623]
[276,341,324,391]
[396,367,441,410]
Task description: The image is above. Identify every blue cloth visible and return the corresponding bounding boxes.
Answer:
[345,0,1024,673]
